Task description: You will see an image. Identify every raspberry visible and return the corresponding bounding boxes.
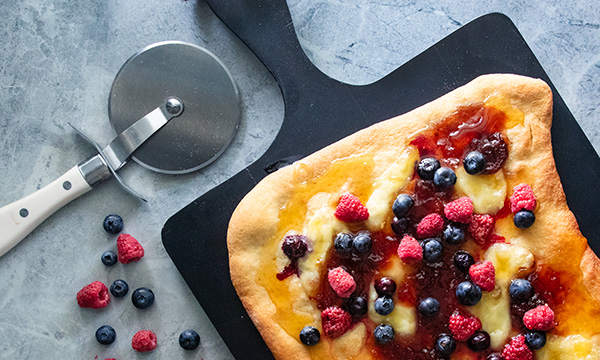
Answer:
[76,281,110,309]
[117,234,144,264]
[328,267,356,298]
[132,330,157,352]
[448,313,482,341]
[444,197,473,224]
[398,235,423,264]
[523,305,555,331]
[416,213,444,238]
[510,183,537,213]
[321,307,352,338]
[468,214,495,246]
[334,193,369,222]
[502,334,534,360]
[469,261,496,291]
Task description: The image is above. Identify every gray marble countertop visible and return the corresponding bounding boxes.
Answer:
[0,0,598,359]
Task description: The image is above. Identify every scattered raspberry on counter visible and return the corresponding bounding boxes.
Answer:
[448,313,481,341]
[416,213,444,238]
[469,261,496,292]
[502,334,534,360]
[398,235,423,264]
[77,281,110,309]
[334,193,369,222]
[444,197,473,224]
[117,234,145,264]
[132,330,157,352]
[523,304,555,331]
[321,306,352,338]
[510,183,537,213]
[328,267,356,298]
[468,214,495,246]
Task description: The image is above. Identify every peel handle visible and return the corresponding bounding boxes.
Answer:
[0,166,92,257]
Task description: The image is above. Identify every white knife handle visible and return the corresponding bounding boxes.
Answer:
[0,166,92,257]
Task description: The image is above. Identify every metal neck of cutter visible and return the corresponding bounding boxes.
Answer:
[70,97,184,202]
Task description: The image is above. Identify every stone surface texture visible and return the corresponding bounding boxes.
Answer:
[0,0,598,359]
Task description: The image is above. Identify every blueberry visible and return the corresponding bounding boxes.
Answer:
[110,279,129,297]
[375,277,397,297]
[468,331,491,351]
[374,324,395,344]
[525,330,547,350]
[486,354,503,360]
[509,279,534,302]
[95,325,116,345]
[334,233,354,254]
[299,326,320,346]
[374,296,394,316]
[347,296,368,317]
[418,297,440,317]
[433,167,457,190]
[353,232,372,253]
[282,235,308,259]
[453,250,475,273]
[418,158,441,180]
[456,281,482,306]
[132,287,155,309]
[392,194,414,218]
[103,214,123,234]
[463,151,486,175]
[179,329,201,350]
[435,333,456,356]
[391,217,409,235]
[443,224,464,245]
[101,250,118,266]
[514,210,535,229]
[421,238,443,263]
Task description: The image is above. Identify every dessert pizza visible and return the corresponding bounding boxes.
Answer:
[227,74,600,359]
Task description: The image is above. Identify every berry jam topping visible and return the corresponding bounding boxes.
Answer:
[453,250,475,273]
[282,235,308,259]
[470,132,508,174]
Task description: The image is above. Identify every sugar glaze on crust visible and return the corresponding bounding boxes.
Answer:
[227,74,600,359]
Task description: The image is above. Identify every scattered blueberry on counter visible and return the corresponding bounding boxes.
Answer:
[103,214,124,234]
[96,325,116,345]
[110,279,129,298]
[131,287,155,309]
[179,329,201,350]
[299,326,320,346]
[101,251,118,266]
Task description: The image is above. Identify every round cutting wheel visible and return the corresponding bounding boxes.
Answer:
[108,41,240,174]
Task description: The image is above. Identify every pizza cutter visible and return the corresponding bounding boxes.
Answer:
[0,41,240,257]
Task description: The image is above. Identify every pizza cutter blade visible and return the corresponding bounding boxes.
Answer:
[0,41,240,257]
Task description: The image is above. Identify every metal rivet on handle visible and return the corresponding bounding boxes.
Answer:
[165,97,183,116]
[63,181,72,190]
[19,208,29,218]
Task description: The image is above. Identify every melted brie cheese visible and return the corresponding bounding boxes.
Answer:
[366,148,419,231]
[454,166,507,215]
[536,335,600,359]
[470,243,535,349]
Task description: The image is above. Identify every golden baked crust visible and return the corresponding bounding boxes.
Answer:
[227,74,600,359]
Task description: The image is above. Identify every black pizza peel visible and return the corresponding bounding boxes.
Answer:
[0,41,240,257]
[161,1,600,359]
